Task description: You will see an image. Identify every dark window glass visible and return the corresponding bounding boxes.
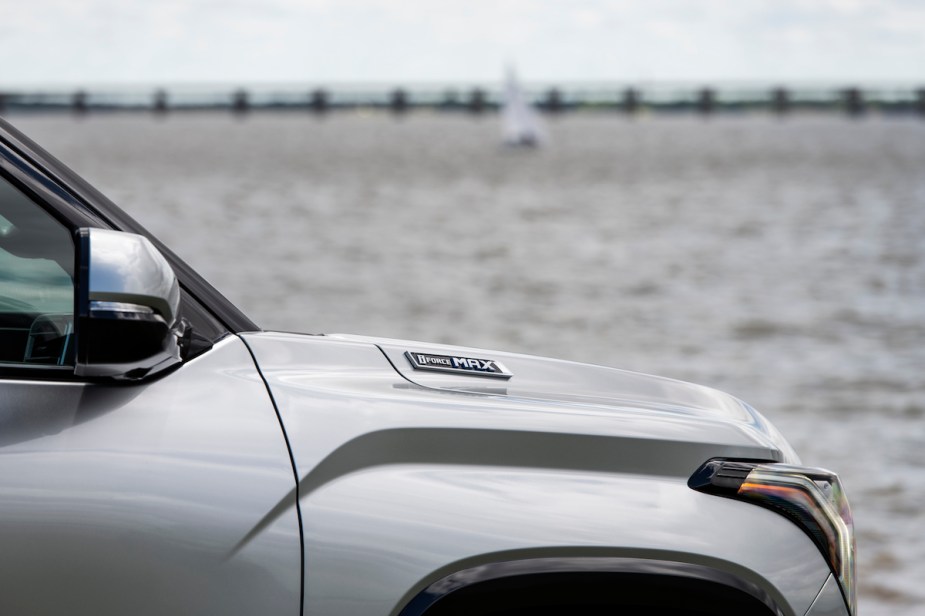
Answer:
[0,177,74,365]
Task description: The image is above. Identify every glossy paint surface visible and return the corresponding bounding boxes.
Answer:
[244,332,830,616]
[0,337,299,615]
[335,333,799,462]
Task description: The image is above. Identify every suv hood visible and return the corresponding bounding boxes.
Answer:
[240,331,798,482]
[325,333,798,463]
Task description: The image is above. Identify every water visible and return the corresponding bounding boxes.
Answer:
[9,111,925,614]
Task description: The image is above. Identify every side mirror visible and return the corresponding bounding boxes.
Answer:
[75,228,186,380]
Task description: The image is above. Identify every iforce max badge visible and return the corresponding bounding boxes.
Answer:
[405,351,513,379]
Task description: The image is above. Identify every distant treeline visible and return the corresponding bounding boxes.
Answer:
[2,85,924,117]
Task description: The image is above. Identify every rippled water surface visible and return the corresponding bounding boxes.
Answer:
[11,112,925,614]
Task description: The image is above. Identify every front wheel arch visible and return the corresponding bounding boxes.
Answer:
[397,557,784,616]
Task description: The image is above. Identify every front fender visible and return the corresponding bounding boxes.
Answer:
[301,463,826,616]
[241,333,829,616]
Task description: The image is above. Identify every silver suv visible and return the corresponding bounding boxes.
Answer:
[0,117,854,616]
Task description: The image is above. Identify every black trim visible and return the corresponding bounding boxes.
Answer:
[74,227,90,368]
[0,364,77,381]
[0,116,258,334]
[0,137,104,230]
[688,458,764,493]
[398,557,784,616]
[75,228,90,319]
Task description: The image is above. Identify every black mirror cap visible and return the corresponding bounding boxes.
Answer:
[74,228,186,381]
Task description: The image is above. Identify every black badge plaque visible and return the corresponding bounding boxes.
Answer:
[405,351,513,379]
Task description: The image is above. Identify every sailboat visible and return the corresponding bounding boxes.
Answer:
[501,67,544,147]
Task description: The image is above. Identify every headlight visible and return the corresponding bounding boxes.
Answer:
[689,460,855,615]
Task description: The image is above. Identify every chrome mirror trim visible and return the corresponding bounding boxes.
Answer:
[84,228,179,325]
[75,228,185,380]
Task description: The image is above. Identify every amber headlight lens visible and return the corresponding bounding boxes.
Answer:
[689,460,855,615]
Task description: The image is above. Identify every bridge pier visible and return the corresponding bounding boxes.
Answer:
[232,89,250,115]
[543,88,562,114]
[771,88,790,116]
[843,87,865,117]
[389,88,408,115]
[622,88,639,115]
[468,88,486,115]
[72,90,88,116]
[310,89,328,114]
[153,89,168,115]
[697,88,714,117]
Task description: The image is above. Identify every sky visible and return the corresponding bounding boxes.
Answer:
[1,0,923,86]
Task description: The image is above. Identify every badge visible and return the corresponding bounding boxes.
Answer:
[405,351,513,379]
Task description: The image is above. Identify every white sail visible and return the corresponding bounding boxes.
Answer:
[502,67,544,147]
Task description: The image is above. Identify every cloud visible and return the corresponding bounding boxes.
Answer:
[0,0,922,84]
